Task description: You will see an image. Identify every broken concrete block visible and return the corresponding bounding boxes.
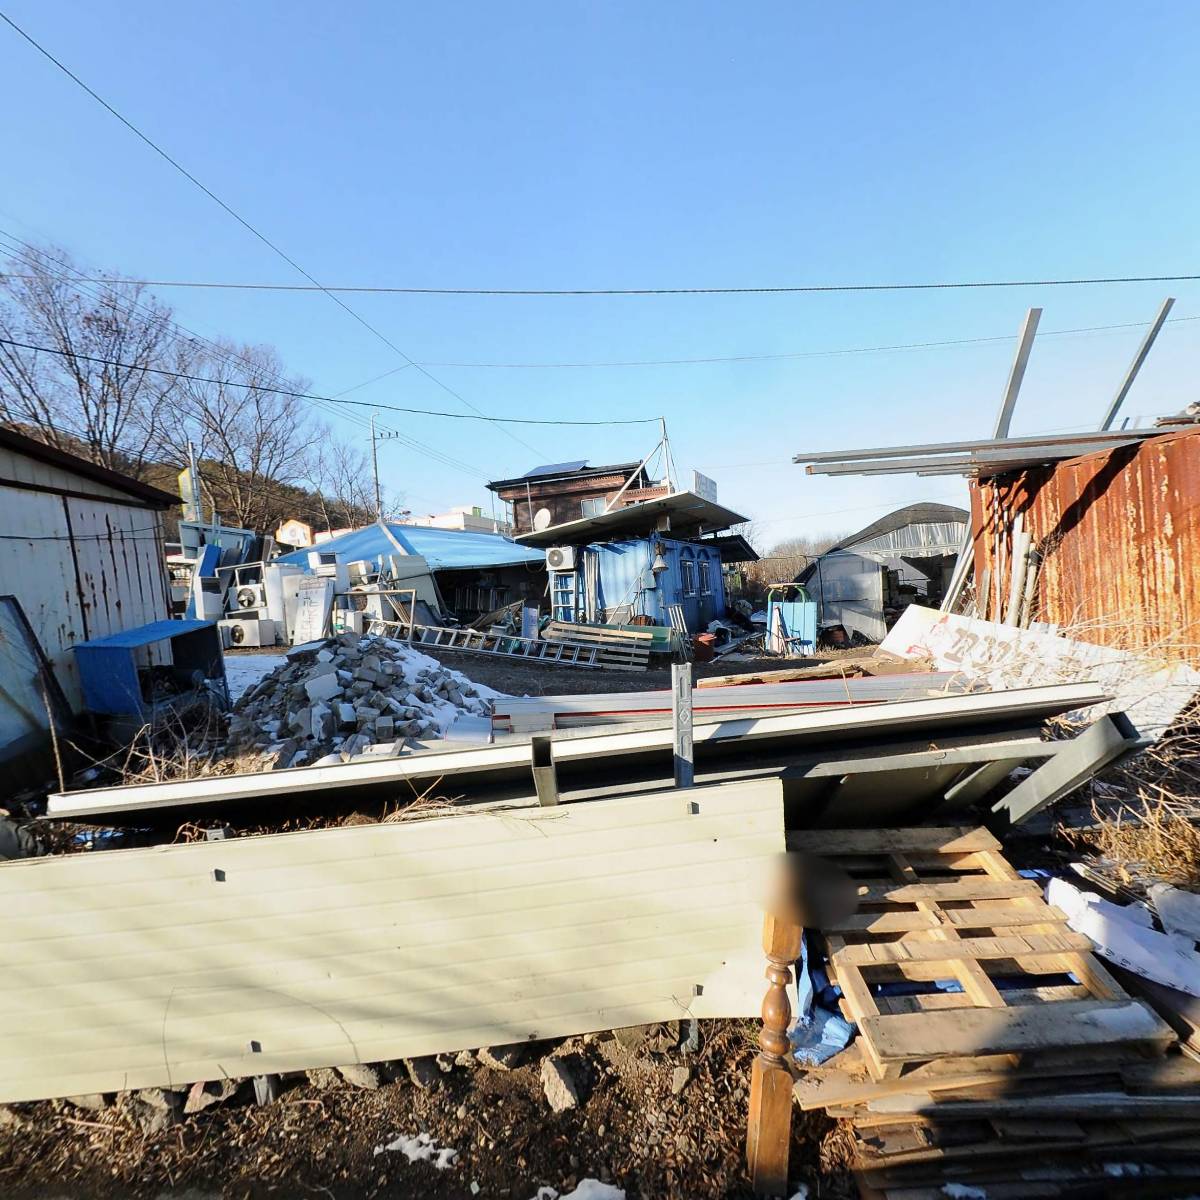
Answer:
[354,666,379,685]
[361,654,382,673]
[350,680,373,697]
[289,706,313,738]
[308,661,337,679]
[336,1063,383,1089]
[478,1043,526,1071]
[540,1058,580,1112]
[375,715,395,740]
[311,702,335,742]
[355,705,382,724]
[337,701,357,728]
[305,1067,341,1090]
[304,673,342,704]
[271,738,300,770]
[184,1078,241,1114]
[670,1065,691,1095]
[317,649,335,663]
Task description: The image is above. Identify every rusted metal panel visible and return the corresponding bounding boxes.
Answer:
[0,482,171,710]
[972,428,1200,662]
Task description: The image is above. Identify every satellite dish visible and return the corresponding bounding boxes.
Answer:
[533,507,553,532]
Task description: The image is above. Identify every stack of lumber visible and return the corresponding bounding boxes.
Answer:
[794,827,1200,1197]
[540,620,653,670]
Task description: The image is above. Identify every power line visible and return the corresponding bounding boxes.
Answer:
[18,273,1200,298]
[0,232,488,481]
[414,315,1200,370]
[0,10,545,460]
[0,335,658,426]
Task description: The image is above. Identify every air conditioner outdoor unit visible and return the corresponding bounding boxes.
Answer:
[219,618,276,648]
[232,583,268,611]
[545,546,576,571]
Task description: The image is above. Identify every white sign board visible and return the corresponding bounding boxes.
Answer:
[692,470,718,502]
[881,605,1200,741]
[292,577,334,645]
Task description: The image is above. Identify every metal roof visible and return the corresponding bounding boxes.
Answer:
[275,522,545,572]
[795,429,1171,480]
[515,490,748,547]
[837,502,969,549]
[0,425,179,507]
[487,460,644,492]
[74,620,215,649]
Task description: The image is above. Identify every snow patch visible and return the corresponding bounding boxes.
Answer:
[529,1181,625,1200]
[373,1131,458,1169]
[223,653,287,701]
[942,1185,988,1199]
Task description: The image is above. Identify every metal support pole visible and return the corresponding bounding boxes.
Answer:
[672,662,694,788]
[1100,297,1175,430]
[370,413,382,519]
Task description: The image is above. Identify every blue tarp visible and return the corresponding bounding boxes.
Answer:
[275,523,545,573]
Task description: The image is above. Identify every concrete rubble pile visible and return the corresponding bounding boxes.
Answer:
[225,633,495,770]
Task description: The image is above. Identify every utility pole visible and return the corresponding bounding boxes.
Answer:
[370,415,400,520]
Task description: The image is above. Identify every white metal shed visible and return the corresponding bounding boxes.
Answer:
[0,427,176,713]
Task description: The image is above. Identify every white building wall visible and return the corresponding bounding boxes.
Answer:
[0,451,170,711]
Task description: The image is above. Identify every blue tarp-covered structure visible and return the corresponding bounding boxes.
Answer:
[275,523,544,573]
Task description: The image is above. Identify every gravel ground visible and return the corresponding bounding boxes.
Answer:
[0,1022,852,1199]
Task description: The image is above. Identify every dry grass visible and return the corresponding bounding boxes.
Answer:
[1061,789,1200,891]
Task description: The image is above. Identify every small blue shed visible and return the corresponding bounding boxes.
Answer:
[73,620,228,718]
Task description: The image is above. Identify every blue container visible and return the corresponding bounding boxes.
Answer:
[73,620,228,717]
[766,585,817,657]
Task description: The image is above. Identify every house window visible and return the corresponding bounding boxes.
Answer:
[681,558,697,596]
[580,497,606,517]
[699,559,713,595]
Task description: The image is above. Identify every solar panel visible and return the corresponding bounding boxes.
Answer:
[522,460,589,478]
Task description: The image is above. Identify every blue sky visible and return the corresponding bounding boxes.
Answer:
[2,2,1198,544]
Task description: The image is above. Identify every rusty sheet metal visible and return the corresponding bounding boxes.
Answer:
[971,428,1200,662]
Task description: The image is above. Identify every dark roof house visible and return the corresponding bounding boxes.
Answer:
[487,460,669,535]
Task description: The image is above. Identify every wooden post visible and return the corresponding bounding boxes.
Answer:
[747,912,803,1196]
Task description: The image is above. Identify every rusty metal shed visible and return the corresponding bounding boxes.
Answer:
[970,426,1200,661]
[0,426,176,711]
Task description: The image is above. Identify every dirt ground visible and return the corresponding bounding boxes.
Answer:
[411,647,852,697]
[1,644,868,1199]
[0,1022,850,1200]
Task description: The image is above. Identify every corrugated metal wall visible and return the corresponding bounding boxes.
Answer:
[591,537,725,629]
[971,428,1200,661]
[0,448,170,710]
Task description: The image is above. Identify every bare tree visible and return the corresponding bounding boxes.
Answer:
[168,341,324,531]
[0,246,181,477]
[312,440,380,531]
[742,530,850,596]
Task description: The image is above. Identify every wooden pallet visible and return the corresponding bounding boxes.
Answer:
[541,620,653,670]
[805,826,1173,1082]
[785,826,1197,1199]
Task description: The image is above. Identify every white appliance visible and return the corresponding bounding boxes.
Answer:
[219,618,276,648]
[263,563,303,630]
[546,546,576,571]
[308,550,350,593]
[231,583,268,612]
[192,575,226,621]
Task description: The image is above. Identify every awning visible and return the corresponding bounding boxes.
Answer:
[516,490,748,548]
